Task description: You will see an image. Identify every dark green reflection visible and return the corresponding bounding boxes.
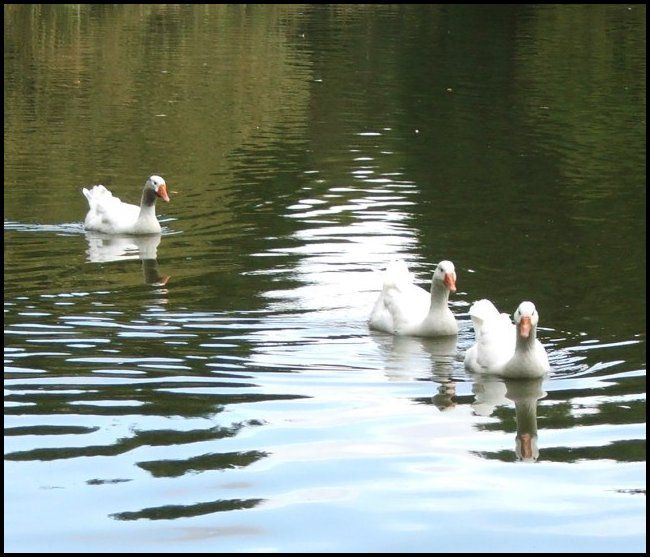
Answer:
[111,498,263,521]
[4,421,262,462]
[137,450,268,478]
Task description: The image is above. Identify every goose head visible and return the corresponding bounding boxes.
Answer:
[145,175,170,203]
[514,301,539,339]
[433,260,457,293]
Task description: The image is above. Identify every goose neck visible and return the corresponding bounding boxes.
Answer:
[139,187,158,218]
[515,326,537,352]
[430,280,450,307]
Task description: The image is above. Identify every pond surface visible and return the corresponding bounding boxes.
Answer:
[4,4,646,553]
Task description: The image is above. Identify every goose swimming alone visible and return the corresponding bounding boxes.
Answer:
[82,175,170,235]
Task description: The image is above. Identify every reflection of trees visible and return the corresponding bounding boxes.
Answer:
[137,449,268,477]
[4,4,311,225]
[508,6,646,338]
[531,375,646,430]
[522,375,645,463]
[111,497,263,521]
[3,419,271,462]
[541,440,644,464]
[5,3,316,308]
[6,4,644,330]
[299,5,645,340]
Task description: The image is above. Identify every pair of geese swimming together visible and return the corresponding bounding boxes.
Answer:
[368,259,550,378]
[82,175,550,379]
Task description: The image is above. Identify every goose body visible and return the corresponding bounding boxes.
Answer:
[369,260,458,337]
[464,299,549,378]
[82,175,170,234]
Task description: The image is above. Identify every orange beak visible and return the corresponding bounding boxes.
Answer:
[157,183,170,202]
[519,316,531,338]
[444,272,457,293]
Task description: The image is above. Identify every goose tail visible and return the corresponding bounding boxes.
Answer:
[382,259,413,290]
[469,299,503,337]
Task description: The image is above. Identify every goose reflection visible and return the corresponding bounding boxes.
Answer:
[507,377,546,462]
[370,332,458,410]
[84,231,170,286]
[472,375,546,462]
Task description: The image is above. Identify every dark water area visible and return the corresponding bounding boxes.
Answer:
[4,5,645,552]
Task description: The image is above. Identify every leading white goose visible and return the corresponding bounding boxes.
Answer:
[464,299,550,378]
[82,175,170,234]
[369,260,458,337]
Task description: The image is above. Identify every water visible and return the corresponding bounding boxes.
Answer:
[4,4,646,552]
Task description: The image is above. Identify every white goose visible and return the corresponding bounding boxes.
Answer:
[82,175,170,234]
[464,299,550,378]
[369,259,458,337]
